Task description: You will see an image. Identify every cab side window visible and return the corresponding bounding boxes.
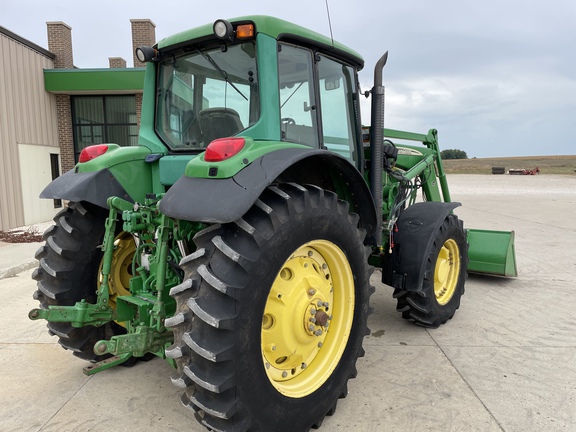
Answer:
[278,44,319,148]
[318,55,358,163]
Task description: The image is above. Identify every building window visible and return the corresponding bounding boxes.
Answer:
[71,95,138,162]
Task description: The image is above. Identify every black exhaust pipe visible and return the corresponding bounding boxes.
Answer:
[369,51,388,246]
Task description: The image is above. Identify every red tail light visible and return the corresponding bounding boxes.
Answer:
[204,137,246,162]
[79,144,109,163]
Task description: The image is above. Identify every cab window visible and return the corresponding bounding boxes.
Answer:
[277,44,319,148]
[318,55,359,163]
[155,42,258,150]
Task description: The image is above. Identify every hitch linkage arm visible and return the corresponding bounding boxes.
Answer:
[28,197,136,327]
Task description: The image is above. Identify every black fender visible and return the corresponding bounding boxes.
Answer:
[382,201,461,291]
[40,168,132,209]
[159,147,377,237]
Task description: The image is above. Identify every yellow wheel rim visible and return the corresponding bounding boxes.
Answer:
[434,239,460,305]
[98,232,135,326]
[261,240,355,398]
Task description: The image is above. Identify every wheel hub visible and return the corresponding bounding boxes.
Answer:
[98,232,135,326]
[434,238,460,305]
[261,240,354,398]
[262,252,333,381]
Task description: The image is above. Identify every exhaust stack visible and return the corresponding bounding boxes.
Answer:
[369,51,388,246]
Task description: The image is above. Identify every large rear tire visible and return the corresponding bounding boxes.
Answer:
[394,213,467,328]
[166,183,374,431]
[32,201,127,361]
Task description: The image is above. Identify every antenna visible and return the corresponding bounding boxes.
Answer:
[325,0,335,48]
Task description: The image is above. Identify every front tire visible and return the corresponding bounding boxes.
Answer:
[394,214,467,328]
[166,183,374,431]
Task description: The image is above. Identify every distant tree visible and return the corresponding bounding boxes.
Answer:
[441,149,468,159]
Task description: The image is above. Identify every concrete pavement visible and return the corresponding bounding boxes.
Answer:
[0,240,43,280]
[1,174,575,431]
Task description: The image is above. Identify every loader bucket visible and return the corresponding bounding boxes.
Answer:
[466,229,518,277]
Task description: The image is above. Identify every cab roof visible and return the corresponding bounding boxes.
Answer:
[156,15,364,70]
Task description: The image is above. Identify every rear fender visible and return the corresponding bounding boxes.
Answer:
[40,145,154,208]
[382,201,461,291]
[40,168,133,209]
[40,150,158,208]
[159,147,377,238]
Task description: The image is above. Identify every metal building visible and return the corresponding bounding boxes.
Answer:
[0,26,59,231]
[0,20,154,231]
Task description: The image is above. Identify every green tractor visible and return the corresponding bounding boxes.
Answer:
[29,16,516,431]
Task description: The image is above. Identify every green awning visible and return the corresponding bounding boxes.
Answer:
[44,68,145,94]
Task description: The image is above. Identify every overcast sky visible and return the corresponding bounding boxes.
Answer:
[3,0,575,157]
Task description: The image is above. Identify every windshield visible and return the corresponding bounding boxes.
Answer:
[155,42,259,151]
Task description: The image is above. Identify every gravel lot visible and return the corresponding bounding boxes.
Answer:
[447,173,576,196]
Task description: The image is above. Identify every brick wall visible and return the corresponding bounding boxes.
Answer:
[130,19,156,67]
[47,22,75,172]
[131,20,155,126]
[56,95,75,172]
[109,57,127,68]
[135,93,143,129]
[46,22,73,68]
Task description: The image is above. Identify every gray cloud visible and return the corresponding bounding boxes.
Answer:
[2,0,575,157]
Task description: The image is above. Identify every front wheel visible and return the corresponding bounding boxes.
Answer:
[166,183,374,431]
[394,213,468,328]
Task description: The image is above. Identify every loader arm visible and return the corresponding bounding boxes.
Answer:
[379,127,517,278]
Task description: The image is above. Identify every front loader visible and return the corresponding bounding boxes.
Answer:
[29,15,516,431]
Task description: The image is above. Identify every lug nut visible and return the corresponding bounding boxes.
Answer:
[282,371,288,378]
[308,289,316,296]
[309,317,316,323]
[308,324,315,331]
[314,329,323,336]
[310,308,317,315]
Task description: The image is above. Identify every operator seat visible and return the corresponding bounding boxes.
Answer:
[198,108,244,144]
[182,109,203,147]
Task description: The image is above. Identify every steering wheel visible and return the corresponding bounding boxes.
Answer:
[281,117,296,125]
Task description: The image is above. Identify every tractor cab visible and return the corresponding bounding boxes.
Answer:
[140,17,364,169]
